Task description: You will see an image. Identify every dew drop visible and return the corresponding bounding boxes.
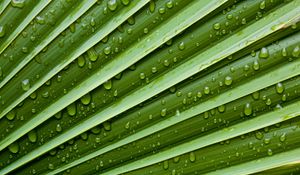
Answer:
[161,108,167,117]
[151,67,157,73]
[103,122,111,131]
[178,42,185,50]
[224,76,233,86]
[163,160,169,170]
[166,0,173,9]
[11,0,25,8]
[149,0,155,13]
[276,83,284,94]
[103,46,111,55]
[279,133,286,142]
[77,56,85,67]
[281,48,287,57]
[87,48,98,61]
[244,103,252,116]
[48,163,54,170]
[213,23,221,30]
[56,124,62,132]
[260,1,266,10]
[28,130,37,143]
[253,60,260,70]
[204,86,210,95]
[139,72,145,80]
[218,105,226,113]
[267,149,273,156]
[255,131,264,140]
[107,0,118,11]
[80,93,91,105]
[21,79,31,91]
[189,152,196,162]
[6,111,15,120]
[103,80,112,90]
[121,0,130,6]
[292,46,300,57]
[259,47,269,59]
[8,142,19,153]
[67,103,76,116]
[0,25,5,37]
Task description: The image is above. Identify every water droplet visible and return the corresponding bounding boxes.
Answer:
[11,0,25,8]
[87,48,98,61]
[21,79,31,91]
[276,83,284,94]
[189,152,196,162]
[281,48,287,57]
[260,1,266,10]
[48,163,54,170]
[178,42,185,50]
[0,25,5,37]
[166,0,173,9]
[292,46,300,57]
[267,149,273,156]
[253,60,260,70]
[8,142,19,153]
[36,16,45,24]
[28,130,37,143]
[103,80,112,90]
[103,46,111,55]
[252,91,260,100]
[244,103,252,116]
[255,131,264,140]
[163,160,169,170]
[259,47,269,59]
[77,56,85,67]
[161,108,167,117]
[139,72,145,80]
[67,103,76,116]
[158,7,165,14]
[151,67,157,73]
[149,0,155,13]
[56,124,62,132]
[103,122,111,131]
[107,0,118,11]
[6,111,15,120]
[213,23,221,30]
[279,133,286,142]
[121,0,130,6]
[218,105,226,113]
[80,93,91,105]
[224,76,233,86]
[204,86,210,95]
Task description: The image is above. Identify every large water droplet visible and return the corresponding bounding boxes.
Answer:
[244,103,252,116]
[103,80,112,90]
[6,111,15,120]
[149,0,155,13]
[21,79,31,91]
[80,93,91,105]
[276,83,284,94]
[67,103,76,116]
[107,0,118,11]
[163,160,169,170]
[103,122,111,131]
[8,142,19,153]
[87,48,98,61]
[11,0,25,8]
[259,47,269,59]
[28,130,37,143]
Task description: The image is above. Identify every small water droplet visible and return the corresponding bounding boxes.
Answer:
[204,86,210,95]
[292,46,300,57]
[163,160,169,170]
[0,25,5,37]
[213,23,221,30]
[178,42,185,50]
[121,0,130,6]
[255,131,264,140]
[253,60,260,70]
[260,1,266,10]
[103,46,111,55]
[189,152,196,162]
[139,72,145,80]
[103,122,111,131]
[56,124,62,132]
[77,56,85,67]
[48,163,54,170]
[279,133,286,142]
[6,111,15,120]
[161,108,167,117]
